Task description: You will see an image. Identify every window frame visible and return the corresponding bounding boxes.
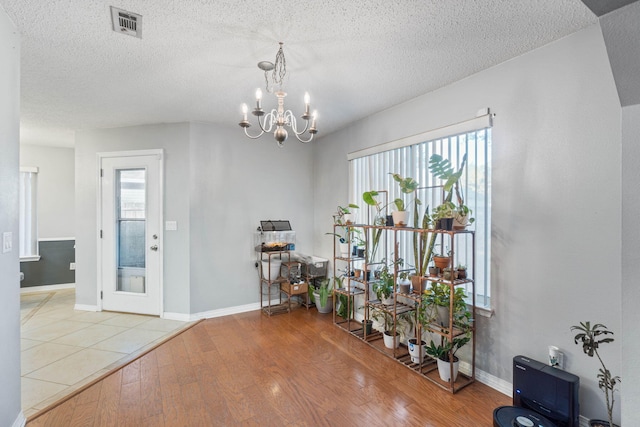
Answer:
[19,166,40,262]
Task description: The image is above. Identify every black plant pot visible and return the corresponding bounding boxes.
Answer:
[357,248,365,258]
[437,218,454,230]
[386,215,394,226]
[362,319,373,335]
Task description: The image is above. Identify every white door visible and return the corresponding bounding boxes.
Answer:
[99,151,163,315]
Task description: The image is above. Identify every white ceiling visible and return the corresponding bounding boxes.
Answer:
[1,0,600,147]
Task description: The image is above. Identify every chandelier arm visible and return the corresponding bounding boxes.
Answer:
[292,132,314,143]
[243,127,265,139]
[257,111,277,133]
[284,111,310,136]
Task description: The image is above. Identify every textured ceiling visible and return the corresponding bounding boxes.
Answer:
[1,0,598,147]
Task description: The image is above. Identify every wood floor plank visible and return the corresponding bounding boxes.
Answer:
[27,308,511,426]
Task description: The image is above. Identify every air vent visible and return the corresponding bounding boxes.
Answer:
[110,6,142,38]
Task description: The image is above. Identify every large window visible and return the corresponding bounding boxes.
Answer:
[349,121,491,308]
[19,167,39,261]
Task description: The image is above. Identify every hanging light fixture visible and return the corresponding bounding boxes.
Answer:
[239,42,318,147]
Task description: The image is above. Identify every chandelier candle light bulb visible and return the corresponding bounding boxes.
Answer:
[255,88,262,110]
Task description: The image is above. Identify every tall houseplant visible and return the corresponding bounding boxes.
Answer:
[313,277,334,314]
[362,190,387,263]
[571,321,621,427]
[429,153,474,229]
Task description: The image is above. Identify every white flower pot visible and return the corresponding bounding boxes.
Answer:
[261,259,282,281]
[383,330,399,349]
[408,339,427,364]
[343,213,354,224]
[313,292,333,314]
[382,294,395,306]
[392,210,409,227]
[436,357,460,382]
[339,242,350,257]
[453,213,469,229]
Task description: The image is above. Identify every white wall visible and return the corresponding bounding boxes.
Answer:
[188,122,314,313]
[75,123,192,314]
[312,24,623,423]
[20,144,75,239]
[0,5,23,426]
[75,122,315,316]
[621,104,640,427]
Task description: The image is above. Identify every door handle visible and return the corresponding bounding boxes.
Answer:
[150,245,158,251]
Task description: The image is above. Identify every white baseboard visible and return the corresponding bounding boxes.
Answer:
[164,299,282,321]
[20,283,75,294]
[162,312,193,321]
[74,304,99,312]
[12,411,26,427]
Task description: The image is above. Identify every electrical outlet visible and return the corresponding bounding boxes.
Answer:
[70,262,76,270]
[2,232,12,253]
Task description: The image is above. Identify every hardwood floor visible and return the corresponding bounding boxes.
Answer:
[27,307,510,426]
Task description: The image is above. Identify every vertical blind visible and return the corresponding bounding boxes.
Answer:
[348,125,492,307]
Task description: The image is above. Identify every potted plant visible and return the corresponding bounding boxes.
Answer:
[326,227,362,258]
[397,271,411,294]
[432,201,456,230]
[422,282,470,328]
[313,277,334,314]
[389,173,419,227]
[429,153,474,230]
[571,321,621,427]
[453,204,475,229]
[425,333,471,382]
[373,264,395,305]
[370,308,399,349]
[362,190,387,262]
[432,251,451,271]
[456,264,467,279]
[336,204,359,225]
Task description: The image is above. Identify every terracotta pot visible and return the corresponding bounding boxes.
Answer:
[433,256,450,270]
[411,275,428,294]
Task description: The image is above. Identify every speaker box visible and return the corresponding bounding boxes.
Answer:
[512,355,580,427]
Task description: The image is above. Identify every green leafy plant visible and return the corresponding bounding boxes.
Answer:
[362,190,387,262]
[373,268,394,301]
[571,321,620,427]
[425,333,471,362]
[370,307,394,332]
[420,282,471,328]
[429,153,476,228]
[315,277,335,307]
[336,293,353,319]
[334,204,360,225]
[389,173,420,212]
[326,226,362,244]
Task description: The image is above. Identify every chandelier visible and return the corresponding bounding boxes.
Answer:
[239,42,318,147]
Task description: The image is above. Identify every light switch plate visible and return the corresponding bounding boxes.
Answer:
[165,221,177,231]
[3,232,12,253]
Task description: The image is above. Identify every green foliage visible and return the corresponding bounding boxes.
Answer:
[425,334,471,361]
[316,277,337,308]
[571,321,620,427]
[336,293,353,319]
[428,154,468,198]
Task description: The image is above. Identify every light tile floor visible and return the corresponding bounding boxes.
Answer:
[20,288,194,418]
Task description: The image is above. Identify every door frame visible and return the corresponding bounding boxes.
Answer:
[96,149,164,315]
